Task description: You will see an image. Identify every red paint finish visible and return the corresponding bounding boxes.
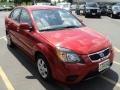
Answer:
[40,27,110,54]
[5,5,114,84]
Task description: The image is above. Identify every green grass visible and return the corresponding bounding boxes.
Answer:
[0,2,14,5]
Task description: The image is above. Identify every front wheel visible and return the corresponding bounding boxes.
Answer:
[85,14,88,18]
[110,13,115,18]
[97,15,101,18]
[36,54,51,81]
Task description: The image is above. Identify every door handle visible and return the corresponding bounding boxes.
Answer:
[17,27,20,32]
[7,22,11,25]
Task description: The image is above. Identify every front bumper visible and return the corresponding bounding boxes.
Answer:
[86,12,101,16]
[114,12,120,17]
[85,9,101,16]
[52,48,114,84]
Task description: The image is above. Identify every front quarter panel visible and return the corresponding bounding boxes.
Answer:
[33,43,57,65]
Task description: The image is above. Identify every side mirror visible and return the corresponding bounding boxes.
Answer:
[19,23,31,30]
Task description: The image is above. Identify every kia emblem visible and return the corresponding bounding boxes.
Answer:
[99,52,104,58]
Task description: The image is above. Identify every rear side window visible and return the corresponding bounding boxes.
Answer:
[20,9,31,25]
[10,8,21,22]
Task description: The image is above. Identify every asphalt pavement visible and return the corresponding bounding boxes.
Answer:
[0,11,120,90]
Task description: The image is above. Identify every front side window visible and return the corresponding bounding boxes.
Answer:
[32,9,82,31]
[10,8,21,22]
[20,9,31,25]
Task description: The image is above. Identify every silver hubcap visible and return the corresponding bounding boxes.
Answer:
[7,34,11,45]
[37,59,48,78]
[111,14,113,18]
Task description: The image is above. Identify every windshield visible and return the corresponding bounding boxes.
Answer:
[32,9,82,31]
[86,3,98,7]
[116,3,120,6]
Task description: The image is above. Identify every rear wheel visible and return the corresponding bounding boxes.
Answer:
[85,14,88,18]
[6,33,14,48]
[97,15,101,18]
[36,54,51,81]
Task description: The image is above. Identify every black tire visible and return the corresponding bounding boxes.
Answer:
[98,15,101,18]
[85,14,88,18]
[107,13,110,17]
[36,54,51,81]
[110,13,115,18]
[6,33,14,48]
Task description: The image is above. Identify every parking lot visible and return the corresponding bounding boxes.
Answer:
[0,11,120,90]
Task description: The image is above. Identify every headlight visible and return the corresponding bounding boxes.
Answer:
[113,11,117,14]
[86,9,90,12]
[56,47,81,63]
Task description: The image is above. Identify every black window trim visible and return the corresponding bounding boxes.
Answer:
[9,7,22,23]
[19,8,32,26]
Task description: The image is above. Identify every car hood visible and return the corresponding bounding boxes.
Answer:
[40,27,110,54]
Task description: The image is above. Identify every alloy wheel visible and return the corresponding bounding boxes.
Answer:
[37,58,48,79]
[6,34,12,46]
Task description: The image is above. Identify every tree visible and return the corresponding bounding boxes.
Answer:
[36,0,49,2]
[14,0,22,6]
[22,0,31,5]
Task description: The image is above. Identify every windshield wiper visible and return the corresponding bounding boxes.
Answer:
[63,26,80,28]
[39,26,80,32]
[39,28,59,31]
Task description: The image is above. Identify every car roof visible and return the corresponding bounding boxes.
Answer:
[18,5,59,11]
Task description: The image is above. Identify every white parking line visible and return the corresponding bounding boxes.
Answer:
[0,67,14,90]
[101,75,120,88]
[3,37,7,42]
[114,47,120,53]
[114,61,120,66]
[0,36,6,40]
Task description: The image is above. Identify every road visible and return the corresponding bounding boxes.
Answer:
[0,11,120,90]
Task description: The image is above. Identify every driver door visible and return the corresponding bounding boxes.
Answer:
[18,8,36,55]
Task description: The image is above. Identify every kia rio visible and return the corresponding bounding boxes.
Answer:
[5,5,114,84]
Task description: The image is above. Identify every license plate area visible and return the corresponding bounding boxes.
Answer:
[92,13,96,15]
[98,60,110,72]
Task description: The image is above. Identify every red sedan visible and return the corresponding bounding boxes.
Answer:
[5,5,114,84]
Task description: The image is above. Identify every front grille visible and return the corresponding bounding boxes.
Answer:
[91,9,97,13]
[89,48,110,61]
[117,12,120,15]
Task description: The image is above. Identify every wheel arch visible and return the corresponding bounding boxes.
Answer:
[34,51,45,62]
[33,43,55,65]
[35,51,52,81]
